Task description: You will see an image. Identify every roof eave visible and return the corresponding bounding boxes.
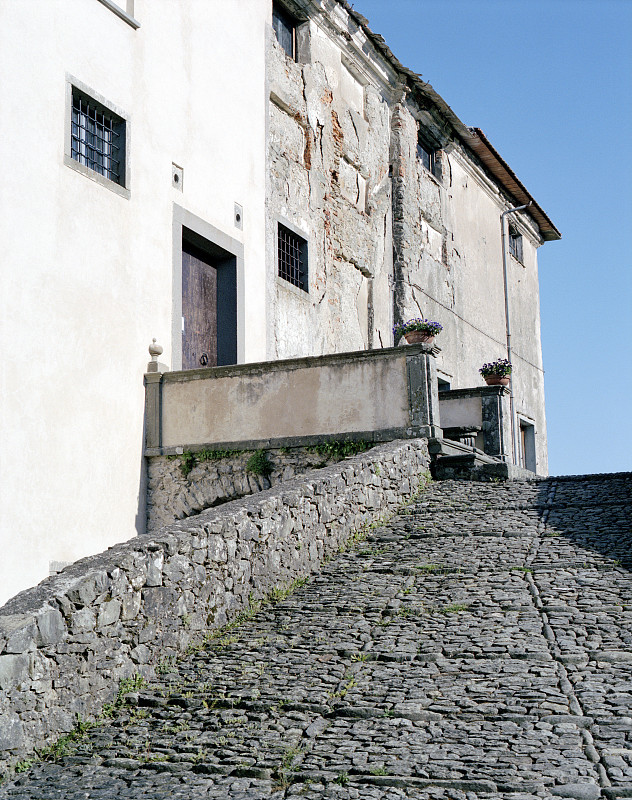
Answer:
[334,0,562,243]
[465,128,561,242]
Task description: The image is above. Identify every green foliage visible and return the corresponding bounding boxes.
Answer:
[180,451,197,478]
[156,657,177,676]
[334,772,350,786]
[370,766,389,775]
[394,318,443,340]
[308,438,371,460]
[479,358,512,378]
[101,673,146,718]
[246,449,273,477]
[35,714,94,763]
[178,448,243,478]
[118,674,146,695]
[350,652,369,662]
[273,745,303,789]
[198,448,242,462]
[440,603,470,614]
[268,577,309,604]
[187,577,309,656]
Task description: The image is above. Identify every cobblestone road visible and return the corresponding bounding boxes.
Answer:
[2,475,630,800]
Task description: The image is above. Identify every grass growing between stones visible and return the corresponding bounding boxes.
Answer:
[175,448,246,478]
[307,438,372,460]
[1,458,434,786]
[1,675,148,784]
[179,576,312,660]
[439,603,470,614]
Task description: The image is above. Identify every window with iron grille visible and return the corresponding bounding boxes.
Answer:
[71,88,125,186]
[508,224,524,263]
[272,2,297,60]
[277,223,308,291]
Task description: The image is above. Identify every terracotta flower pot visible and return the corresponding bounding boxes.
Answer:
[483,375,510,386]
[403,331,435,344]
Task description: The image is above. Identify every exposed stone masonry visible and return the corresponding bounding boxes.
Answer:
[147,447,353,533]
[0,440,430,774]
[2,472,630,798]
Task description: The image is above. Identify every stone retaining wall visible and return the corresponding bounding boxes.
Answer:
[146,446,361,534]
[0,439,430,774]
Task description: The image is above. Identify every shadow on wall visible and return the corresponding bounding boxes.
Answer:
[534,473,632,572]
[135,432,147,537]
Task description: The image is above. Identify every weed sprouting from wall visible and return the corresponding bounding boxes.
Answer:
[246,450,273,477]
[177,448,245,478]
[308,438,371,460]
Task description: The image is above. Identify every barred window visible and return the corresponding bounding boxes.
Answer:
[277,223,308,291]
[71,89,125,186]
[508,225,524,263]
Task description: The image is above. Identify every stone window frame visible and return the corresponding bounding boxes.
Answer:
[340,55,367,119]
[275,216,310,298]
[417,137,436,174]
[517,415,537,472]
[272,1,310,63]
[64,75,131,199]
[508,223,524,264]
[416,130,443,183]
[272,1,298,60]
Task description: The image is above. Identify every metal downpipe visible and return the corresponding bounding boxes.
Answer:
[500,201,531,465]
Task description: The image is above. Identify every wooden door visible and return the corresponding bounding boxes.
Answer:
[182,247,218,370]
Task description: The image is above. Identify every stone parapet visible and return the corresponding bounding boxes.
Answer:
[144,345,442,456]
[0,439,430,774]
[439,386,512,461]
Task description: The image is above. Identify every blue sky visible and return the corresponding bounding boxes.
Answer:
[355,0,632,476]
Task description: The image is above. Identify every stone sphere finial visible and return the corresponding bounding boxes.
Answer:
[149,338,163,361]
[147,339,165,373]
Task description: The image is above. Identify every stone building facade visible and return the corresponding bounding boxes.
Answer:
[0,0,558,605]
[265,0,559,474]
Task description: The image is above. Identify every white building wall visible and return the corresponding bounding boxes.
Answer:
[0,0,267,605]
[391,112,549,474]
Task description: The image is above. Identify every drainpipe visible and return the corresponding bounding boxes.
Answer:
[500,201,531,465]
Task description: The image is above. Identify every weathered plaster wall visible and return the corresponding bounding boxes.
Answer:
[264,2,548,474]
[159,351,409,448]
[391,99,548,473]
[0,439,430,774]
[0,0,268,605]
[266,16,394,357]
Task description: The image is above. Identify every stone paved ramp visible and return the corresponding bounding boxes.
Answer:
[2,475,631,800]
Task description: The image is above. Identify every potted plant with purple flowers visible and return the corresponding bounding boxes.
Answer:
[394,318,443,345]
[479,358,512,386]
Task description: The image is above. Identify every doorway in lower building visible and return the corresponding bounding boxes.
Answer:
[181,228,237,369]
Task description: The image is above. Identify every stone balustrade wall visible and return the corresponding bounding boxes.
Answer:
[0,439,430,774]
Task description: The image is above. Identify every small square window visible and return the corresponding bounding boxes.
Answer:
[272,2,297,60]
[417,136,436,175]
[71,88,126,186]
[508,225,523,263]
[277,223,308,291]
